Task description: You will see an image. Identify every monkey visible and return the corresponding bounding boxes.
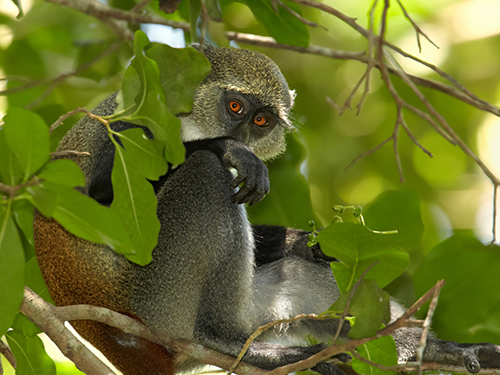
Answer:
[34,44,500,375]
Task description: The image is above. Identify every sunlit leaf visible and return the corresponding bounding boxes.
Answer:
[30,182,135,255]
[12,199,35,246]
[0,129,23,186]
[352,336,398,375]
[116,128,169,180]
[38,159,86,187]
[146,44,211,114]
[317,223,408,293]
[139,91,185,165]
[329,279,391,339]
[110,141,160,265]
[3,108,50,179]
[0,206,25,338]
[6,330,56,375]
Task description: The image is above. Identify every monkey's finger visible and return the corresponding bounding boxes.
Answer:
[232,184,264,205]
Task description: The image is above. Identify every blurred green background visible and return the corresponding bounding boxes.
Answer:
[1,0,500,373]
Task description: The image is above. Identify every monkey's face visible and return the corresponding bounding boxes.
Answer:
[178,46,295,161]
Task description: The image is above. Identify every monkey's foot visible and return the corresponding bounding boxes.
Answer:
[425,341,500,373]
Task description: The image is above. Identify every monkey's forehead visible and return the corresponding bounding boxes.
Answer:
[203,46,293,108]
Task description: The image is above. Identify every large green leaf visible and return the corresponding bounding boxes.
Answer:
[6,330,56,375]
[0,129,23,186]
[237,0,309,47]
[28,182,135,255]
[38,159,85,187]
[116,128,169,180]
[118,32,185,165]
[352,336,398,375]
[138,91,185,165]
[146,44,211,114]
[3,108,50,180]
[12,199,35,247]
[317,222,408,293]
[0,205,25,338]
[121,30,165,116]
[413,235,500,344]
[329,279,391,339]
[110,131,162,265]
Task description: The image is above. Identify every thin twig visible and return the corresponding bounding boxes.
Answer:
[344,136,392,171]
[395,0,439,52]
[275,0,327,30]
[356,0,378,115]
[490,185,498,245]
[225,32,500,118]
[415,278,442,375]
[49,107,91,133]
[228,313,336,374]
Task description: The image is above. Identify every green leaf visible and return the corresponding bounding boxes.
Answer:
[206,0,223,20]
[38,159,85,187]
[25,256,54,305]
[6,330,56,375]
[352,336,398,375]
[329,279,391,339]
[317,222,408,293]
[237,0,309,47]
[10,0,24,18]
[349,280,391,339]
[146,44,211,114]
[0,128,23,186]
[3,108,50,179]
[247,135,319,229]
[0,205,25,338]
[31,182,135,255]
[364,190,424,251]
[139,91,185,165]
[413,235,500,344]
[121,30,165,115]
[189,0,202,41]
[26,185,58,217]
[117,128,169,180]
[110,140,160,265]
[12,199,35,247]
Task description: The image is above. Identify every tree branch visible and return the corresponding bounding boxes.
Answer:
[19,287,266,375]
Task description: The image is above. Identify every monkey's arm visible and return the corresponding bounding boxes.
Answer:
[253,225,336,267]
[181,137,269,205]
[89,131,268,206]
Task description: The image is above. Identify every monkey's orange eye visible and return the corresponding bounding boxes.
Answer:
[229,101,242,113]
[254,116,268,127]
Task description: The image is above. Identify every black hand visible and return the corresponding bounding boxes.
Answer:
[185,137,270,206]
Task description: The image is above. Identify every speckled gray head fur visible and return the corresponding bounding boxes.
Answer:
[180,44,296,161]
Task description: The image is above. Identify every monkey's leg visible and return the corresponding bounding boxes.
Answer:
[34,214,177,375]
[390,302,500,373]
[253,224,336,267]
